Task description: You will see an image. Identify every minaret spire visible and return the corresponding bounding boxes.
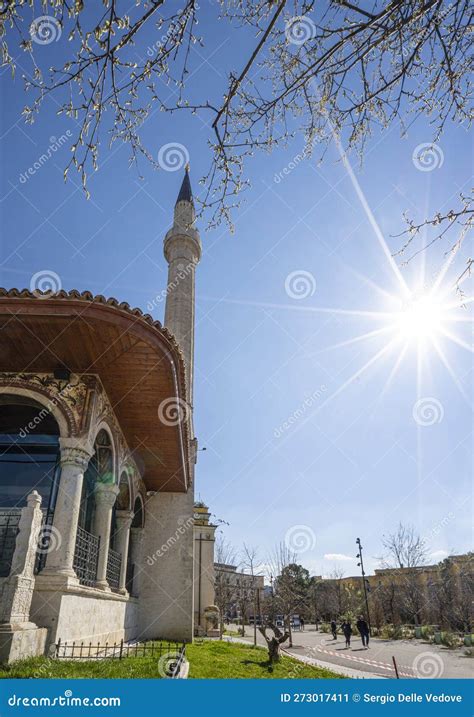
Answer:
[163,168,201,406]
[176,164,192,204]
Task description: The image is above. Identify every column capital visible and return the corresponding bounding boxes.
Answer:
[94,482,119,507]
[59,437,94,470]
[115,510,134,530]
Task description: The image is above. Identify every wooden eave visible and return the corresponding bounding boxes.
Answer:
[0,288,191,492]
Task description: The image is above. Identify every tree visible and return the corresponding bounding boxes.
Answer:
[233,574,254,637]
[382,523,428,570]
[2,1,472,265]
[214,536,237,637]
[237,544,263,638]
[259,621,290,666]
[380,523,429,626]
[432,554,474,632]
[267,543,310,647]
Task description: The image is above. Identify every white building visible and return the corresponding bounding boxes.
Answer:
[0,169,201,662]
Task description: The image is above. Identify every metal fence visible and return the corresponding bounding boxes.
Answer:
[106,547,122,591]
[0,509,21,577]
[35,511,55,574]
[55,639,187,677]
[73,526,100,587]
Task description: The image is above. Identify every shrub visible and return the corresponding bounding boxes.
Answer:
[421,626,435,640]
[440,632,461,649]
[379,624,405,639]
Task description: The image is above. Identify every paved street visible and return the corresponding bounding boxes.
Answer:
[230,625,473,679]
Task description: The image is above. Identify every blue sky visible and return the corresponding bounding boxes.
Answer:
[0,2,472,576]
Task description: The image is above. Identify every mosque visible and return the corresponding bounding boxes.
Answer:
[0,169,211,662]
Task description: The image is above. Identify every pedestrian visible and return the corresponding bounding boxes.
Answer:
[330,619,337,640]
[356,615,370,648]
[341,620,352,648]
[300,616,305,631]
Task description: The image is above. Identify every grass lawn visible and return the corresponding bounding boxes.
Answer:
[187,641,343,679]
[0,640,342,679]
[0,654,166,679]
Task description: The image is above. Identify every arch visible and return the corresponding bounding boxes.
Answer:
[116,471,132,511]
[0,387,69,437]
[91,424,115,485]
[131,495,144,528]
[0,395,61,510]
[78,426,115,533]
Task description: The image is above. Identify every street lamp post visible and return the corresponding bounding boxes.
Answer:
[356,537,371,636]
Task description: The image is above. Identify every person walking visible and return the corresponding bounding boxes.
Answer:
[341,620,352,648]
[356,615,370,648]
[300,616,305,631]
[330,619,337,640]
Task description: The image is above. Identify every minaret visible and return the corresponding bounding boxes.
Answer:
[163,166,201,404]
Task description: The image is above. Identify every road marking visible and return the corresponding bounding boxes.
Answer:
[311,645,414,678]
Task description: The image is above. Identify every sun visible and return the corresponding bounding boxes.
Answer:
[393,293,446,343]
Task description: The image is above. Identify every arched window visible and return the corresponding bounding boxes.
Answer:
[0,395,60,510]
[95,429,114,484]
[79,428,114,532]
[110,472,131,551]
[116,472,131,511]
[131,496,144,528]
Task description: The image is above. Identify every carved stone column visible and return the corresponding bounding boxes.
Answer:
[0,491,48,663]
[129,526,144,597]
[40,438,93,585]
[93,483,119,591]
[0,491,43,626]
[114,510,134,594]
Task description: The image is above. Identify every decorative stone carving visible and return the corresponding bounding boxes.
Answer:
[59,444,93,470]
[0,372,92,436]
[0,491,43,626]
[94,483,120,508]
[203,605,220,638]
[90,381,128,469]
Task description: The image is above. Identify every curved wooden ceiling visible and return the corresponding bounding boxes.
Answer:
[0,289,191,492]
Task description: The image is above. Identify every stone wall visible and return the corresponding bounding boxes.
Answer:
[31,587,139,647]
[138,490,194,642]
